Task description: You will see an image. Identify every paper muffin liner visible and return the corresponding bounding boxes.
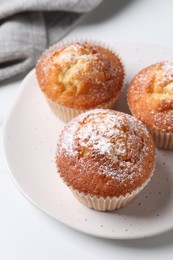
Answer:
[149,129,173,150]
[70,172,153,211]
[45,95,120,122]
[41,38,126,122]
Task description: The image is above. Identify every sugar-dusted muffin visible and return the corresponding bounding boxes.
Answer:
[56,109,155,211]
[127,61,173,149]
[36,41,124,122]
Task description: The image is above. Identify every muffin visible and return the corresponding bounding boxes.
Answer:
[36,41,124,122]
[127,61,173,149]
[56,109,155,211]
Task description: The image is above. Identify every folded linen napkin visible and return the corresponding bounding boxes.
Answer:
[0,0,102,82]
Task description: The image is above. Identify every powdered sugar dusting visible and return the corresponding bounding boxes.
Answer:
[162,61,173,81]
[36,41,125,109]
[53,42,122,89]
[76,113,127,162]
[128,61,173,132]
[57,109,154,180]
[154,61,173,91]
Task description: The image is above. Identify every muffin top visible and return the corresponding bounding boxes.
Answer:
[56,109,155,198]
[36,42,124,109]
[127,61,173,133]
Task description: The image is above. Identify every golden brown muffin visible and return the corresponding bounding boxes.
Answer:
[127,61,173,149]
[36,41,124,121]
[56,109,155,211]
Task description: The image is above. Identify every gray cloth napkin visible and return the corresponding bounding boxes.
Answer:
[0,0,102,82]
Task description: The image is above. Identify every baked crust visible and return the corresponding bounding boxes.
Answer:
[36,42,124,109]
[127,61,173,133]
[56,109,155,198]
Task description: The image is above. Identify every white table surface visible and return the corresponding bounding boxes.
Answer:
[1,0,173,259]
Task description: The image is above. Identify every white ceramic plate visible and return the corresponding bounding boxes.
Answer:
[3,43,173,239]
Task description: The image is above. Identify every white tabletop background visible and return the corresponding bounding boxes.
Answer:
[1,0,173,259]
